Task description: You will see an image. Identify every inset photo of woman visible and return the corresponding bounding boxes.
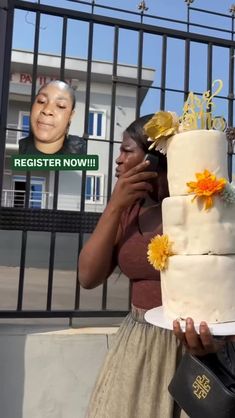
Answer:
[18,80,86,155]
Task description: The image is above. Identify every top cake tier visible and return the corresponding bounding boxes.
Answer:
[167,129,229,196]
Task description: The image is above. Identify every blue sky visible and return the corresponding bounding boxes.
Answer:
[13,1,235,107]
[14,1,235,52]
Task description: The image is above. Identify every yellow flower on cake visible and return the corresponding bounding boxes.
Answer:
[144,111,179,154]
[147,234,173,271]
[187,169,227,210]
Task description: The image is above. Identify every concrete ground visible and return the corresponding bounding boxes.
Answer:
[0,266,129,326]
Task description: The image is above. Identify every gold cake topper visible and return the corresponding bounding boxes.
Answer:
[144,79,227,154]
[180,79,226,132]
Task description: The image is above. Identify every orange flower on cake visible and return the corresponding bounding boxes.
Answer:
[144,111,179,154]
[147,234,174,271]
[187,169,227,210]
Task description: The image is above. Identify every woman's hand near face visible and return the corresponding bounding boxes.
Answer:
[173,318,225,356]
[110,160,158,211]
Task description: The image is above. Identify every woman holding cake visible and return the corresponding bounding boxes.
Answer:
[79,114,224,418]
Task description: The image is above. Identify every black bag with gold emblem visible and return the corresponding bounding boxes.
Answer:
[168,348,235,418]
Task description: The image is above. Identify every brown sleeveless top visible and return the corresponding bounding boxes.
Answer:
[116,202,162,310]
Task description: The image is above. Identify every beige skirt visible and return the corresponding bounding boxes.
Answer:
[86,306,188,418]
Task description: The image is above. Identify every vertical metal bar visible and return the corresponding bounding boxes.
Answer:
[30,11,40,104]
[80,20,93,213]
[46,231,56,310]
[25,11,41,210]
[18,10,41,310]
[206,42,213,132]
[0,0,14,202]
[46,151,59,308]
[51,16,67,213]
[47,16,67,310]
[17,230,27,310]
[184,39,190,100]
[17,197,28,310]
[74,235,81,310]
[186,4,190,33]
[107,25,119,201]
[135,29,144,120]
[91,0,95,14]
[75,19,94,311]
[100,25,119,311]
[207,43,213,94]
[160,35,167,110]
[60,16,68,81]
[228,16,234,181]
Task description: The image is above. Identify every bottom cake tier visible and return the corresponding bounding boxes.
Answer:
[161,254,235,323]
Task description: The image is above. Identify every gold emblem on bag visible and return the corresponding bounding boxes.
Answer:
[192,375,211,399]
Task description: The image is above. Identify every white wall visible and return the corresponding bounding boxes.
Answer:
[0,325,118,418]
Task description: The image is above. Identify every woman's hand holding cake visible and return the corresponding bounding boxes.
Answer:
[173,318,226,356]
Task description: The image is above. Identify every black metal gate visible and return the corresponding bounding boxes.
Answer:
[0,0,234,320]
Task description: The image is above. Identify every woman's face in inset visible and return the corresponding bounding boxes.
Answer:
[30,83,74,145]
[115,132,145,177]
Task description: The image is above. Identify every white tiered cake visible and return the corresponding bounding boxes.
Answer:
[146,83,235,324]
[161,130,235,323]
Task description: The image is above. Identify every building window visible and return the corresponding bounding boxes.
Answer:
[30,183,44,208]
[85,174,103,204]
[18,111,30,140]
[12,176,45,208]
[88,110,106,139]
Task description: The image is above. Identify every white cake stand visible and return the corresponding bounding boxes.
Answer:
[144,306,235,336]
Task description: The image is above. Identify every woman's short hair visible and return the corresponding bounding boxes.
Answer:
[36,80,76,111]
[125,114,167,172]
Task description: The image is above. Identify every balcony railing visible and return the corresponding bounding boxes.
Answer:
[2,189,105,212]
[6,124,25,146]
[2,189,50,208]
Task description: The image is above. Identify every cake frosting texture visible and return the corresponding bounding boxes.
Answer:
[161,255,235,323]
[162,195,235,255]
[161,128,235,323]
[167,130,228,196]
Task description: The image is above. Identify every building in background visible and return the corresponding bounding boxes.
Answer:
[3,49,155,212]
